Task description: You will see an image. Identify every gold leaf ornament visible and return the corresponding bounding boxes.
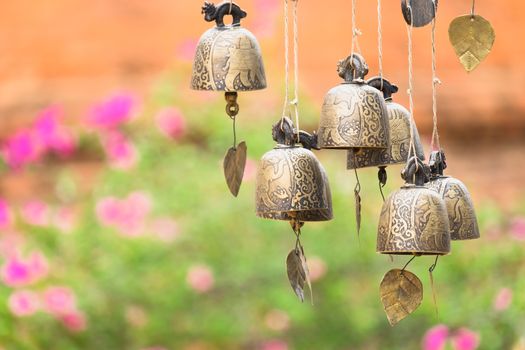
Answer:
[223,141,247,197]
[380,269,423,326]
[286,247,312,303]
[449,15,495,72]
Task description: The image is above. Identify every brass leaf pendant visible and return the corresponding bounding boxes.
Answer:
[286,247,312,303]
[449,15,495,72]
[355,188,362,237]
[380,269,423,326]
[223,141,247,197]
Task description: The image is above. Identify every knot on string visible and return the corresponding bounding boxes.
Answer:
[433,77,442,85]
[406,88,412,95]
[289,98,298,106]
[353,28,362,37]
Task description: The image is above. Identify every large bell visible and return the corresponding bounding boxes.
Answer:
[427,151,480,240]
[377,157,451,255]
[318,54,390,150]
[347,77,425,169]
[256,118,333,222]
[191,1,267,91]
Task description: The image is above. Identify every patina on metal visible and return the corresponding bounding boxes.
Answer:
[318,54,390,150]
[427,150,480,240]
[255,118,333,222]
[448,14,495,72]
[377,157,451,255]
[401,0,438,28]
[191,1,267,91]
[347,77,425,170]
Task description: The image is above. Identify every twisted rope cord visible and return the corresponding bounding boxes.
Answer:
[430,0,441,151]
[406,2,418,173]
[292,0,300,142]
[281,0,290,127]
[377,0,384,89]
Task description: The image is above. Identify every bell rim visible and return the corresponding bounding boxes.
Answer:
[320,145,389,150]
[255,209,333,222]
[376,251,450,256]
[451,234,480,241]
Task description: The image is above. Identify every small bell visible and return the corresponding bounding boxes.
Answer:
[317,54,390,150]
[256,118,333,222]
[191,1,266,92]
[377,157,451,255]
[427,150,480,240]
[347,77,425,170]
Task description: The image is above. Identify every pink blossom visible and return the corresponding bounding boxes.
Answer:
[243,158,257,182]
[252,0,280,37]
[264,309,290,332]
[149,217,180,242]
[451,328,480,350]
[423,325,449,350]
[60,310,87,333]
[1,254,35,287]
[88,93,137,129]
[101,131,138,170]
[8,290,40,317]
[186,265,214,293]
[33,105,76,158]
[0,232,24,258]
[176,39,198,62]
[308,256,327,282]
[0,199,13,230]
[493,287,513,312]
[53,206,77,234]
[155,108,186,140]
[27,251,49,281]
[42,286,77,315]
[510,217,525,241]
[2,129,39,169]
[96,192,152,237]
[261,340,288,350]
[21,200,50,227]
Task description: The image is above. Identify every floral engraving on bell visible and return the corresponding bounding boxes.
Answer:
[191,27,267,91]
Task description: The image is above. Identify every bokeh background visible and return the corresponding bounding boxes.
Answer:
[0,0,524,349]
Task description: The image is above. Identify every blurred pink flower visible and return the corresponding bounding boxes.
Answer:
[155,108,186,140]
[510,217,525,241]
[8,290,40,317]
[423,325,449,350]
[0,199,13,230]
[243,158,257,182]
[149,217,180,242]
[493,287,513,312]
[1,251,48,287]
[2,129,39,170]
[27,251,49,281]
[252,0,280,37]
[21,200,50,226]
[261,340,288,350]
[102,131,138,170]
[96,191,152,237]
[176,39,198,62]
[53,206,77,234]
[308,256,327,282]
[264,309,290,332]
[60,310,87,333]
[186,265,214,293]
[33,105,76,158]
[42,286,77,315]
[0,232,24,258]
[451,328,480,350]
[88,93,137,129]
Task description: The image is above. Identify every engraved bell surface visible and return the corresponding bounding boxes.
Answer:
[318,54,390,150]
[191,2,267,92]
[347,77,425,169]
[427,151,480,241]
[377,157,451,256]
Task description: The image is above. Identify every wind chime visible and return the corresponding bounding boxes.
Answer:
[255,0,332,303]
[191,0,267,197]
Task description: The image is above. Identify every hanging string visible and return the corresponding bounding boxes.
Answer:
[228,0,233,14]
[470,0,476,17]
[377,0,384,89]
[430,0,441,151]
[281,0,290,127]
[405,2,418,172]
[429,255,440,319]
[291,0,300,142]
[350,0,362,58]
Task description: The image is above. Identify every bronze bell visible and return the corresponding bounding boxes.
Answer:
[377,157,451,255]
[318,54,390,150]
[256,118,333,222]
[347,77,425,169]
[191,1,267,91]
[427,151,480,240]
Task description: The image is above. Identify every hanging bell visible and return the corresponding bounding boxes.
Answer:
[427,151,480,240]
[317,54,390,150]
[191,1,267,91]
[377,157,451,255]
[347,77,425,169]
[256,118,333,222]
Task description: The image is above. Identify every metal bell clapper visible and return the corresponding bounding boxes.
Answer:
[427,150,480,240]
[347,77,425,186]
[377,157,451,255]
[317,54,390,150]
[255,118,333,222]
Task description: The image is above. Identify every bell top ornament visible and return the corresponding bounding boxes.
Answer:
[191,1,267,92]
[347,77,425,169]
[427,151,480,240]
[256,118,333,222]
[377,157,451,256]
[318,54,390,150]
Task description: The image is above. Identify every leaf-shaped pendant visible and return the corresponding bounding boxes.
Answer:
[401,0,438,28]
[286,247,312,303]
[380,269,423,326]
[449,15,495,72]
[223,141,247,197]
[355,188,362,237]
